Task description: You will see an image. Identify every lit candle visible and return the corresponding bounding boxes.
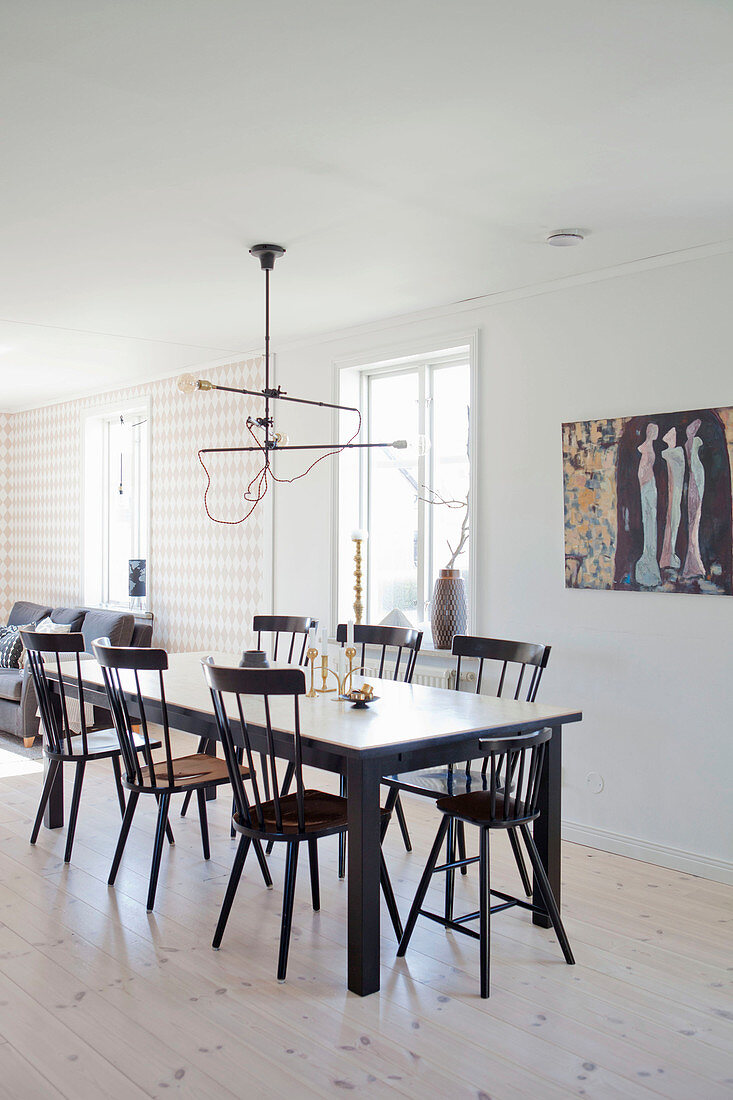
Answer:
[347,619,354,646]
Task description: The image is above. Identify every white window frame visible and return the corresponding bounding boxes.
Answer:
[331,332,477,646]
[81,396,151,611]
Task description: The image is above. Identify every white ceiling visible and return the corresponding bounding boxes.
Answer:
[2,0,732,410]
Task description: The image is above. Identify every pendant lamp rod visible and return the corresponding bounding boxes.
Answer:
[189,381,405,452]
[200,441,407,454]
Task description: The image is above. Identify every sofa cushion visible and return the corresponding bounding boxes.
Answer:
[0,625,32,669]
[131,620,153,648]
[51,607,86,631]
[82,609,134,652]
[0,668,22,701]
[7,601,51,627]
[35,617,73,636]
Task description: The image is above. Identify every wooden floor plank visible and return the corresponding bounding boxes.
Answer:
[0,742,731,1099]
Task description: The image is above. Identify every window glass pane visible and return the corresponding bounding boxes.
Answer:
[368,371,420,625]
[430,364,470,594]
[103,412,148,607]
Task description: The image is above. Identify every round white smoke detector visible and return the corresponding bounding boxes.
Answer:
[547,230,584,246]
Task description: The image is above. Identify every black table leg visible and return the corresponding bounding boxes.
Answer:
[204,738,217,801]
[532,723,562,928]
[346,756,382,997]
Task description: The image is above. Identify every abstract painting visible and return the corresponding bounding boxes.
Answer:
[563,407,733,595]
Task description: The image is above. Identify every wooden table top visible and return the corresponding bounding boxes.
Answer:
[63,651,582,758]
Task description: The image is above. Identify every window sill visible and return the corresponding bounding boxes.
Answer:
[84,603,153,619]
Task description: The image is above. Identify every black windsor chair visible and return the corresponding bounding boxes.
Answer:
[180,614,318,823]
[383,636,551,921]
[264,622,423,872]
[202,661,403,983]
[21,629,164,864]
[92,640,272,912]
[335,623,422,874]
[397,726,574,997]
[253,615,319,666]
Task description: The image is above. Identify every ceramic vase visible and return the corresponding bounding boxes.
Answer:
[431,568,467,649]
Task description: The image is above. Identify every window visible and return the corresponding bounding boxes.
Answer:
[337,346,472,642]
[83,400,150,610]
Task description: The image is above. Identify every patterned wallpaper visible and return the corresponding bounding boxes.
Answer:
[0,413,12,617]
[3,360,269,652]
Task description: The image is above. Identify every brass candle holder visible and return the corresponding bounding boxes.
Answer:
[319,654,337,693]
[306,646,319,697]
[306,644,360,696]
[352,531,367,624]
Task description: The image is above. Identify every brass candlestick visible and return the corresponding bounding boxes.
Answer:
[352,535,365,624]
[318,653,337,694]
[306,646,319,698]
[306,645,360,698]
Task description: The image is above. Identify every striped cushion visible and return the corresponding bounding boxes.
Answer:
[0,624,35,669]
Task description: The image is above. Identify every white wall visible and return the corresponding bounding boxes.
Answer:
[271,250,733,882]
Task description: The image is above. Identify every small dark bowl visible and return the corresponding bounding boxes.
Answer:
[338,692,380,709]
[239,650,270,669]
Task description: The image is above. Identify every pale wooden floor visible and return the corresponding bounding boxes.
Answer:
[0,734,731,1100]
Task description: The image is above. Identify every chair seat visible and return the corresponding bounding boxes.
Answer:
[139,752,248,791]
[234,790,392,836]
[436,789,537,827]
[49,728,158,759]
[383,765,501,799]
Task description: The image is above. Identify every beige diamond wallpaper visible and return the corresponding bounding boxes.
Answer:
[3,360,269,652]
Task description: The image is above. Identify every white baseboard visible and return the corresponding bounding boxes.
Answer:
[562,820,733,885]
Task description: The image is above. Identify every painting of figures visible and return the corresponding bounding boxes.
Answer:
[562,407,733,595]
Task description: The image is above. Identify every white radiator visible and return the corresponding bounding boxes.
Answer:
[413,669,453,689]
[361,666,475,689]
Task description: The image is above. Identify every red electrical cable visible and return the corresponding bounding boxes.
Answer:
[197,407,363,525]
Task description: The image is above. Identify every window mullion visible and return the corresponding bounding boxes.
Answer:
[365,373,373,623]
[102,420,111,605]
[417,365,427,626]
[427,364,436,625]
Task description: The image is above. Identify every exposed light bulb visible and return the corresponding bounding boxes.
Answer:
[177,373,214,393]
[394,435,430,457]
[274,432,290,446]
[177,373,198,393]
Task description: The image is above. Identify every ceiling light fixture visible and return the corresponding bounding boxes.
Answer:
[547,230,584,247]
[178,245,406,524]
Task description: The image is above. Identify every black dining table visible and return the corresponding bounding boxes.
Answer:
[44,651,582,996]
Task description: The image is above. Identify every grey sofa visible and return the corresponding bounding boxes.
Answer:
[0,601,153,746]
